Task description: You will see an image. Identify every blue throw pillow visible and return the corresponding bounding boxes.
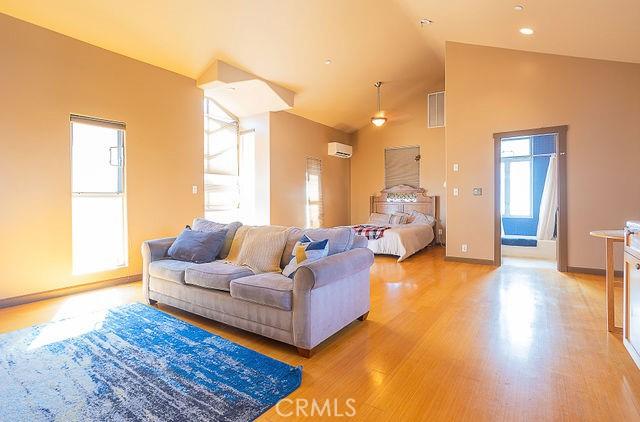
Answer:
[168,227,227,263]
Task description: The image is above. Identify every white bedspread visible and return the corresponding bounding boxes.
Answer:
[365,224,434,262]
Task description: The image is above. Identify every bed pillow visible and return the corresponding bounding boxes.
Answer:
[233,227,289,273]
[168,227,227,263]
[390,213,410,225]
[409,210,436,226]
[368,212,391,225]
[282,235,329,278]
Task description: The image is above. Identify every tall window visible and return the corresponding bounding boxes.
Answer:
[71,115,127,274]
[204,98,239,222]
[305,158,324,228]
[501,137,532,217]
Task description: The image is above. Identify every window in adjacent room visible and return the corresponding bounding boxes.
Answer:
[305,158,324,228]
[500,136,533,217]
[71,115,127,275]
[204,98,240,223]
[384,146,420,188]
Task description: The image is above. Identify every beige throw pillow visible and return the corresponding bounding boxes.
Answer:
[233,227,290,273]
[226,225,287,263]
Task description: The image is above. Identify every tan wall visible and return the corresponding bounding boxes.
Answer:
[0,14,203,299]
[269,111,352,228]
[350,84,446,232]
[445,42,640,269]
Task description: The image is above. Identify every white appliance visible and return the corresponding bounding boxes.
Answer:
[328,142,352,158]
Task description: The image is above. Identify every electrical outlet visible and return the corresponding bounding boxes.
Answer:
[453,187,459,197]
[192,185,198,194]
[438,228,443,235]
[461,244,468,253]
[473,187,482,196]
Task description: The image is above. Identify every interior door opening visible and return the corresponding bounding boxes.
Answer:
[493,126,567,271]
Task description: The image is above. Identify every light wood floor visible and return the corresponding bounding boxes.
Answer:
[1,246,639,420]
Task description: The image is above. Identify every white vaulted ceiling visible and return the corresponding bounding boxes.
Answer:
[2,0,639,132]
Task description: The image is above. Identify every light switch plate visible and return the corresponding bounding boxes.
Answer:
[453,187,459,197]
[192,185,198,194]
[453,163,459,172]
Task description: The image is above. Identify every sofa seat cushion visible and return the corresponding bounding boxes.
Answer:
[230,273,293,311]
[185,261,254,292]
[148,259,195,284]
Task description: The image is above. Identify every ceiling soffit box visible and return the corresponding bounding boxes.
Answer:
[197,60,295,118]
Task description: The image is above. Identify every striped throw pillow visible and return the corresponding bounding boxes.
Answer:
[390,213,409,225]
[282,235,329,278]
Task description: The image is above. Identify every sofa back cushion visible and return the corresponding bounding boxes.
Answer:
[167,227,227,264]
[233,228,289,273]
[192,218,242,259]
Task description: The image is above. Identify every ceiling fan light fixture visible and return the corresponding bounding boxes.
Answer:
[371,116,387,127]
[371,81,387,127]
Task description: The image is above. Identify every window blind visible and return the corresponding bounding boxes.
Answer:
[385,146,420,188]
[305,157,324,228]
[203,97,240,222]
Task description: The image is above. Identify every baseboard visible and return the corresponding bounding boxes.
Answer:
[0,274,141,309]
[567,266,623,278]
[444,256,496,266]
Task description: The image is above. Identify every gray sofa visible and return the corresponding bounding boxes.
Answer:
[141,226,374,357]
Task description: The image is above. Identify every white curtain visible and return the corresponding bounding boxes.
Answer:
[537,154,557,240]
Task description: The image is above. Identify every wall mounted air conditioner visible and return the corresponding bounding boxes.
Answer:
[328,142,352,159]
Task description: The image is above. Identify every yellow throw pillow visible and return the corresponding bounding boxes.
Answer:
[234,228,290,273]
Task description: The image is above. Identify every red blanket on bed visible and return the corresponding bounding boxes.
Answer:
[352,225,391,240]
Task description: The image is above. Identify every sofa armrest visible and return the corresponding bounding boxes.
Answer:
[294,247,374,291]
[142,237,176,263]
[352,234,368,249]
[141,237,175,303]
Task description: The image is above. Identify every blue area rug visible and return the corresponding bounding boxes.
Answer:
[0,302,301,421]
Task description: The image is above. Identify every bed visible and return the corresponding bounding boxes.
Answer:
[355,185,438,262]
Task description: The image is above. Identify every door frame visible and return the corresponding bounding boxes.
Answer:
[493,125,568,271]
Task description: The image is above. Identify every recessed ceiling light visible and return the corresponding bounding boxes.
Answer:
[420,18,433,27]
[519,27,534,35]
[514,5,524,11]
[324,59,332,65]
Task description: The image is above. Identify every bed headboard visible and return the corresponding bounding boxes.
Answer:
[370,185,438,220]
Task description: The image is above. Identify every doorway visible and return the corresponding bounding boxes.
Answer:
[493,126,567,271]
